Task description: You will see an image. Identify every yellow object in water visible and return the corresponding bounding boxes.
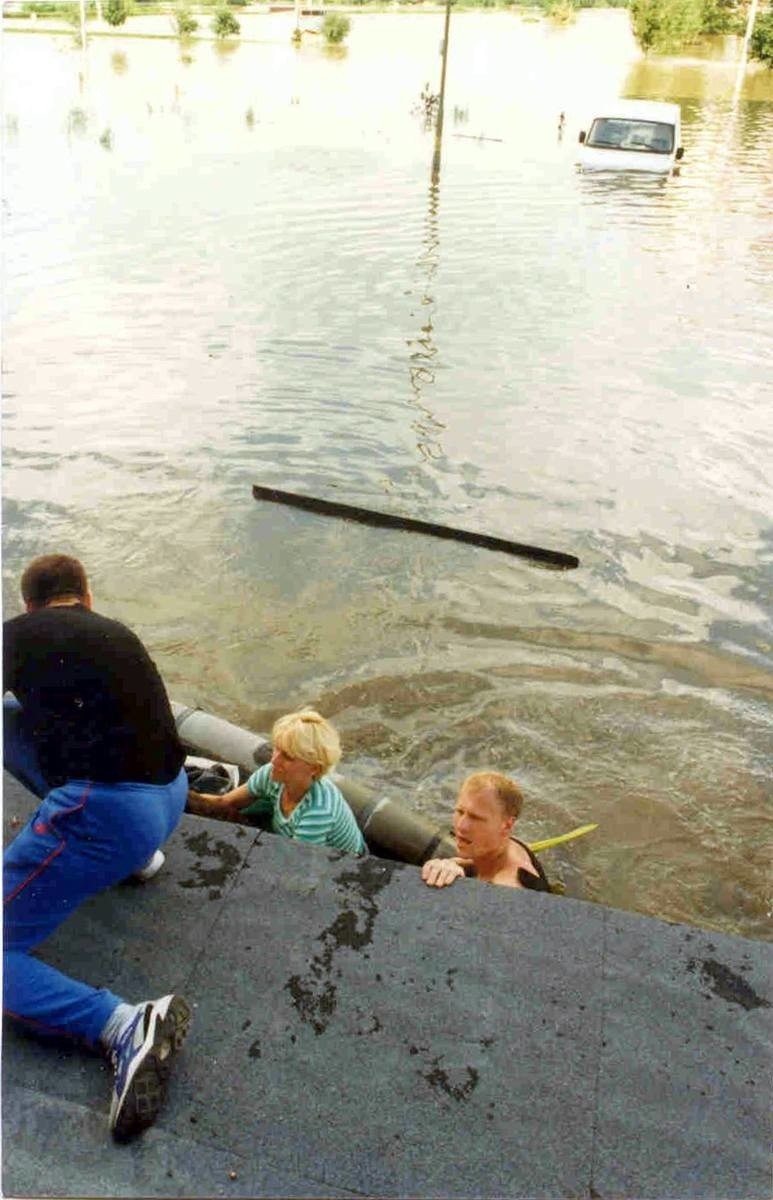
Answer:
[527,823,598,853]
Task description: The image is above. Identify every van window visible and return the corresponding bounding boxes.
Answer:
[586,119,674,154]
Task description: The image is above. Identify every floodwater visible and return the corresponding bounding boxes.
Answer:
[2,9,772,938]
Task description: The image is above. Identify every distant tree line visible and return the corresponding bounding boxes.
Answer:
[632,0,734,49]
[516,0,772,64]
[750,5,773,65]
[15,0,773,68]
[630,0,771,60]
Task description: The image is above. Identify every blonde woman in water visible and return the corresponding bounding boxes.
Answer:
[188,709,365,855]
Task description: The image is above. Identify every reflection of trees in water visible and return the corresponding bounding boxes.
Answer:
[736,98,773,154]
[406,174,446,464]
[213,38,240,60]
[626,54,773,104]
[110,50,128,75]
[323,43,348,60]
[67,106,89,137]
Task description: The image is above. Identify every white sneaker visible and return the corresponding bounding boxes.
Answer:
[108,994,192,1140]
[133,849,165,882]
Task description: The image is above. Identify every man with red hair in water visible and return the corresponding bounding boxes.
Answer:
[421,771,550,891]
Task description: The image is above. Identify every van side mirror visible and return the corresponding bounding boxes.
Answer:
[675,146,684,160]
[578,131,586,144]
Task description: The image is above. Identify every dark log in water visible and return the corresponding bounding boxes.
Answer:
[252,484,580,569]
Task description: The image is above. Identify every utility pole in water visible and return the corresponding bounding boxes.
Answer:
[431,0,453,183]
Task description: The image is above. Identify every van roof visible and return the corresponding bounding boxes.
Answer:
[589,99,681,124]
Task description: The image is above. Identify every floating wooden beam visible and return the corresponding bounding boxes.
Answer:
[252,485,579,570]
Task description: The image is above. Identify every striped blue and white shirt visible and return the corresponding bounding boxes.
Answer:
[242,764,366,855]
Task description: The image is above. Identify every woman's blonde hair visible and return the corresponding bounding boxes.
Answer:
[272,709,341,775]
[461,771,524,820]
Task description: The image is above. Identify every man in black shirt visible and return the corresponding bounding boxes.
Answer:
[3,554,192,1140]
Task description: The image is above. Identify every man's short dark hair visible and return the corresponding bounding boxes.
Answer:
[21,555,89,607]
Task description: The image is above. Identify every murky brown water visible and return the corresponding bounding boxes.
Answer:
[3,10,772,938]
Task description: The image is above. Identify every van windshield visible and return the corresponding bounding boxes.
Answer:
[586,118,674,154]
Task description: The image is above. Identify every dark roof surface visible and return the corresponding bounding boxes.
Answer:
[3,771,771,1199]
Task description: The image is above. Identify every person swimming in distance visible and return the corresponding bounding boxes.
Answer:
[188,708,366,855]
[421,771,550,891]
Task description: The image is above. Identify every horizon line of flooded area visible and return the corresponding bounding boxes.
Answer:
[2,8,772,940]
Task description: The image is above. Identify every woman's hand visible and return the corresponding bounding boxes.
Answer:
[187,790,235,817]
[187,782,251,816]
[421,857,467,888]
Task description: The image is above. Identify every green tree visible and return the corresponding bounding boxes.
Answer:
[546,0,577,20]
[321,12,350,43]
[212,6,240,36]
[174,3,198,34]
[104,0,129,26]
[700,0,738,35]
[750,7,773,67]
[630,0,703,51]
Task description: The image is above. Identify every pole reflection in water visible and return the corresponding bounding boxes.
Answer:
[407,0,451,465]
[406,166,446,465]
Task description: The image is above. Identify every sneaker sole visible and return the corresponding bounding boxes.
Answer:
[111,995,192,1141]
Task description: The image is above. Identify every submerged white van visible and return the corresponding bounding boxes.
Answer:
[577,100,684,173]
